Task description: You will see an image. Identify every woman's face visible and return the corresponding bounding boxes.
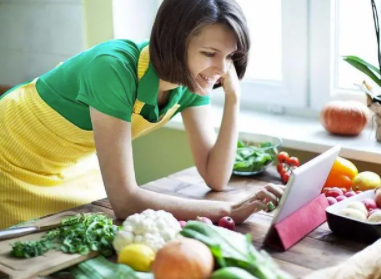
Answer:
[187,23,238,96]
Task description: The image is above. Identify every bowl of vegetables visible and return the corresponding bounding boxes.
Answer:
[233,134,282,176]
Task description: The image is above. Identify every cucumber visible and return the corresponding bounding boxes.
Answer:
[210,267,260,279]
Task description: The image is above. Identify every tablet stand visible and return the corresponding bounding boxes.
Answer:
[264,194,329,250]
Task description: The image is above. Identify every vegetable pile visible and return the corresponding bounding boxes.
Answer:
[11,213,118,258]
[10,209,294,279]
[234,140,276,174]
[112,211,292,279]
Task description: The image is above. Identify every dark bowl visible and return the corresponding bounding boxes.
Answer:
[326,190,381,243]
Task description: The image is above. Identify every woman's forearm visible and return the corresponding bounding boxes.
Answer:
[113,187,231,222]
[204,95,239,191]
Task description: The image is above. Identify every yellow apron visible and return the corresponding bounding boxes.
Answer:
[0,46,179,228]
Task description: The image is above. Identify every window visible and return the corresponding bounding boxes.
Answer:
[236,0,282,81]
[336,0,378,91]
[310,0,376,109]
[112,0,376,113]
[211,0,309,110]
[222,0,377,112]
[112,0,160,42]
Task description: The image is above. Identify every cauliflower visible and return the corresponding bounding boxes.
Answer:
[113,209,181,253]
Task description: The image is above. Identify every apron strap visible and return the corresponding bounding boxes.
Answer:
[133,45,150,114]
[137,46,150,81]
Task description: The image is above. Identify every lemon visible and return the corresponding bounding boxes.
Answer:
[352,171,381,191]
[118,244,155,272]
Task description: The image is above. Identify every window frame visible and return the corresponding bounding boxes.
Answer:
[309,0,367,111]
[212,0,309,110]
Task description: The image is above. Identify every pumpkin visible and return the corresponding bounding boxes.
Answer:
[320,101,370,136]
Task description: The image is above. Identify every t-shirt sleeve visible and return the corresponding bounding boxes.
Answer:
[177,88,211,113]
[77,55,137,122]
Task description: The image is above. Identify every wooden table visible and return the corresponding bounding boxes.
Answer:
[90,166,369,278]
[30,166,370,278]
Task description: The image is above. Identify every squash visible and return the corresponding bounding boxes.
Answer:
[320,101,370,136]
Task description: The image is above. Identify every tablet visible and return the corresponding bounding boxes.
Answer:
[266,145,341,229]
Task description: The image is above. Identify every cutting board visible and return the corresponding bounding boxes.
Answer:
[0,211,99,279]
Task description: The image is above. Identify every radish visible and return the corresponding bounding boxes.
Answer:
[326,197,337,206]
[179,220,187,228]
[336,195,347,202]
[344,191,356,198]
[218,216,236,230]
[326,188,343,198]
[361,198,378,212]
[196,216,213,225]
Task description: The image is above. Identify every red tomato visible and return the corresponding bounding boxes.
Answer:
[277,152,290,164]
[276,163,283,174]
[282,172,290,184]
[287,157,300,167]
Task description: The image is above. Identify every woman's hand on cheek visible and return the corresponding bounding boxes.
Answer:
[220,63,241,101]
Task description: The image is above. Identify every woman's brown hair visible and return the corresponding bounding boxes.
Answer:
[149,0,250,92]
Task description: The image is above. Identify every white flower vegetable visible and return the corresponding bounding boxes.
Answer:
[113,209,182,253]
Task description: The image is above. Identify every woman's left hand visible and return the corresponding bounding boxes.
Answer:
[220,63,241,100]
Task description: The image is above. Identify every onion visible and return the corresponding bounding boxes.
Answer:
[152,238,214,279]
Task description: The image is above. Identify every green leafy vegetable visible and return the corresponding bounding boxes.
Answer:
[11,240,52,258]
[234,141,275,173]
[10,213,118,258]
[181,221,294,279]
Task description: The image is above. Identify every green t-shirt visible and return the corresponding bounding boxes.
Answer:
[35,39,210,130]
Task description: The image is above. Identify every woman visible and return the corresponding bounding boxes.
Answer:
[0,0,284,229]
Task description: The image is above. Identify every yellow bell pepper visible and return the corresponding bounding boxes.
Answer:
[324,156,358,191]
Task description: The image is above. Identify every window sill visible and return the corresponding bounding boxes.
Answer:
[165,106,381,164]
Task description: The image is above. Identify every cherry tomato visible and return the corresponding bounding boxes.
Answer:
[277,152,290,164]
[282,172,290,184]
[287,157,300,167]
[280,167,287,176]
[276,163,283,174]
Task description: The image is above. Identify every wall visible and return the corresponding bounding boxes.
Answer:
[0,0,84,86]
[82,0,113,49]
[132,128,194,185]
